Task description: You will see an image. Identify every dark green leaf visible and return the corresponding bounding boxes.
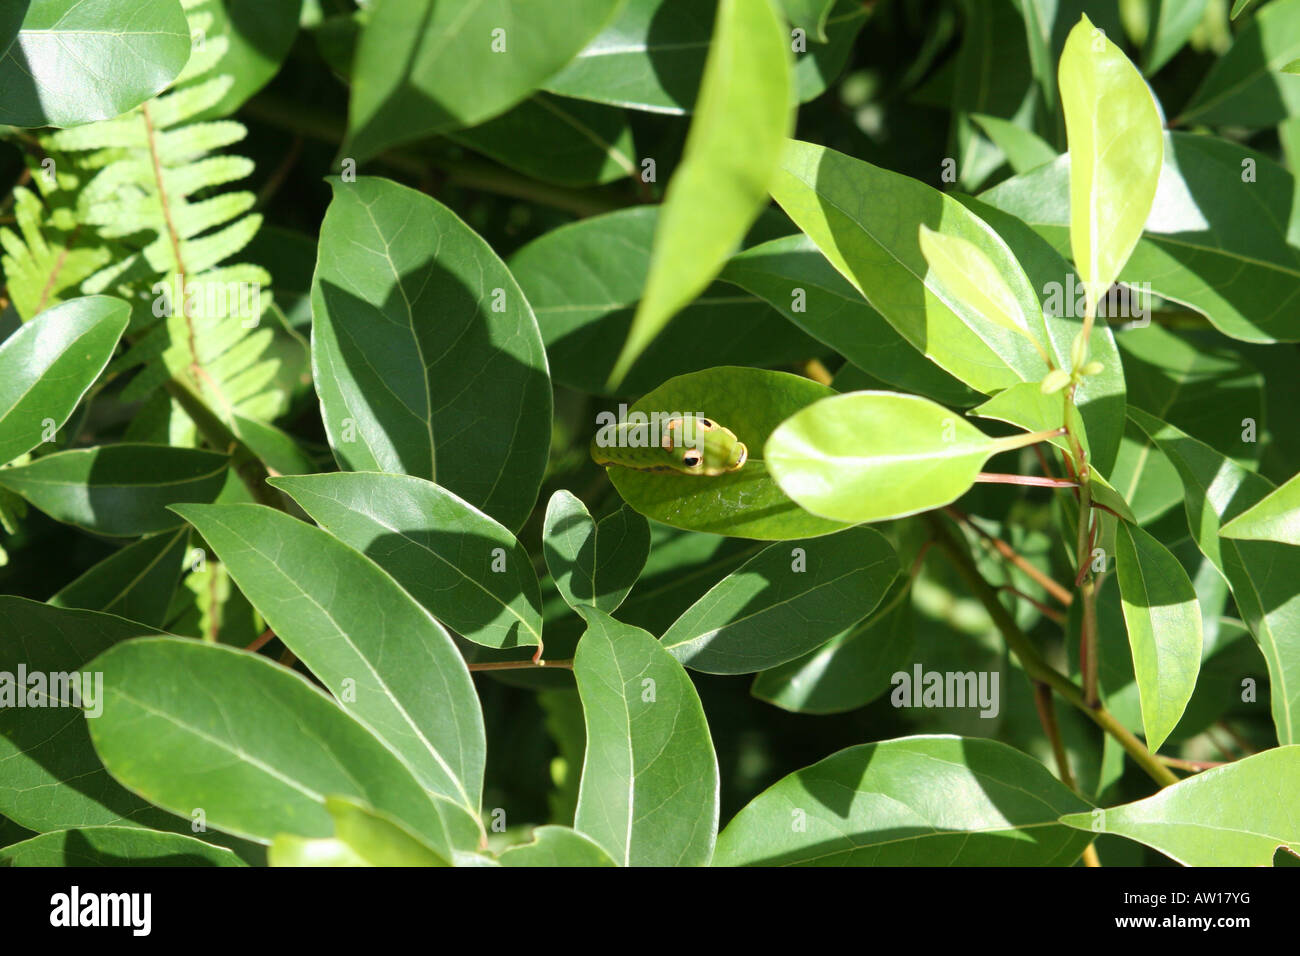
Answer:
[542,490,650,615]
[0,826,243,866]
[49,527,189,628]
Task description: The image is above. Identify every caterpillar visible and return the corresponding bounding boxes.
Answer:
[591,415,748,475]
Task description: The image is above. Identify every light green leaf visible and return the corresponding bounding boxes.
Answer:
[0,444,229,537]
[970,114,1058,174]
[271,472,543,652]
[573,611,719,866]
[1220,472,1300,545]
[765,391,1051,523]
[1061,747,1300,865]
[542,490,650,615]
[49,527,189,628]
[1058,14,1164,312]
[268,835,369,867]
[0,296,129,466]
[1115,522,1203,754]
[319,795,450,867]
[171,503,486,812]
[0,0,191,128]
[497,825,619,866]
[183,0,302,120]
[714,735,1093,865]
[344,0,622,160]
[1180,0,1300,126]
[0,826,245,866]
[311,176,550,531]
[608,0,793,385]
[661,527,898,674]
[769,139,1049,394]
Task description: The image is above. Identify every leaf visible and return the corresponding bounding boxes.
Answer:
[1060,747,1300,865]
[769,139,1049,394]
[0,0,192,128]
[609,0,793,385]
[270,472,542,652]
[780,0,835,42]
[315,796,450,867]
[0,826,243,866]
[1179,0,1300,127]
[573,611,719,866]
[311,176,550,531]
[0,444,229,537]
[49,527,189,628]
[1114,522,1203,754]
[720,234,980,407]
[87,636,468,853]
[496,825,618,866]
[171,503,486,811]
[344,0,622,160]
[714,735,1093,865]
[604,367,851,539]
[765,391,1050,524]
[660,527,898,674]
[1058,14,1164,312]
[751,580,915,714]
[1221,472,1300,545]
[1128,407,1300,745]
[1142,0,1210,75]
[509,207,820,396]
[267,835,369,867]
[970,114,1058,174]
[184,0,302,120]
[542,490,650,615]
[0,296,129,466]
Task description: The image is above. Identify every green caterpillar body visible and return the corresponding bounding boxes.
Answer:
[591,415,748,476]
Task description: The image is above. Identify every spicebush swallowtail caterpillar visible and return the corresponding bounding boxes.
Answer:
[591,414,748,475]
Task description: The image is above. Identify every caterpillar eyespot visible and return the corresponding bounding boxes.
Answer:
[591,414,748,476]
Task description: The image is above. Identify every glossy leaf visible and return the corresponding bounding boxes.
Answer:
[609,0,793,385]
[0,444,229,537]
[1058,14,1164,312]
[1179,0,1300,127]
[765,391,1048,523]
[0,296,129,466]
[769,139,1049,394]
[87,637,465,853]
[317,796,450,867]
[345,0,622,160]
[497,825,618,866]
[49,527,189,628]
[661,527,898,674]
[1220,472,1300,545]
[0,827,243,867]
[172,503,486,811]
[573,611,719,866]
[1061,747,1300,866]
[311,176,550,530]
[1142,0,1210,75]
[1115,522,1203,754]
[271,472,543,652]
[970,114,1057,174]
[186,0,302,120]
[0,0,191,128]
[542,490,650,615]
[714,735,1093,865]
[604,367,851,539]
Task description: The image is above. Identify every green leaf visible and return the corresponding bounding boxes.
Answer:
[311,176,550,530]
[0,296,129,466]
[780,0,835,42]
[714,735,1093,865]
[1128,407,1300,745]
[573,611,719,865]
[49,527,189,628]
[0,826,244,866]
[661,527,898,674]
[316,795,450,867]
[0,444,229,537]
[970,114,1058,174]
[721,234,980,407]
[87,636,467,853]
[609,0,793,385]
[542,490,650,615]
[1180,0,1300,126]
[765,391,1050,524]
[770,139,1049,394]
[268,835,369,867]
[605,367,851,539]
[1114,522,1203,754]
[1221,472,1300,545]
[1231,0,1261,19]
[0,0,191,128]
[510,207,820,396]
[270,472,542,652]
[344,0,622,160]
[1142,0,1210,75]
[1061,747,1300,865]
[751,580,915,714]
[184,0,302,120]
[171,503,486,811]
[1058,14,1164,312]
[496,825,618,866]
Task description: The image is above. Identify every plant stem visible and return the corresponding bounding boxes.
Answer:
[466,659,574,671]
[947,507,1074,606]
[925,512,1179,788]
